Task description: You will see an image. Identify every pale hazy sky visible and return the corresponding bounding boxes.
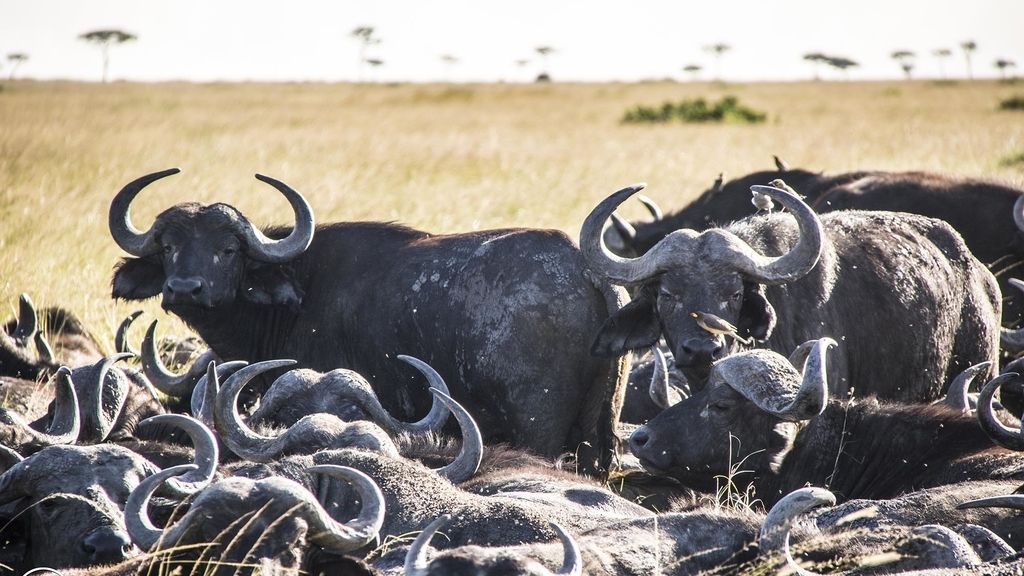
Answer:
[2,0,1022,83]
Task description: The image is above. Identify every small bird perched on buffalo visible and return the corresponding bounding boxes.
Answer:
[691,311,752,345]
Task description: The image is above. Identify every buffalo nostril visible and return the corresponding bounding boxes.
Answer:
[167,278,204,297]
[629,427,651,450]
[83,529,132,562]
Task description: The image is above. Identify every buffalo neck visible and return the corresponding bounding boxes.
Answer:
[172,300,299,365]
[757,400,992,505]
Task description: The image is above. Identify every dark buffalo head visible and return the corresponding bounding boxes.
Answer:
[581,180,823,384]
[127,464,384,570]
[109,169,315,311]
[0,444,161,568]
[627,339,833,492]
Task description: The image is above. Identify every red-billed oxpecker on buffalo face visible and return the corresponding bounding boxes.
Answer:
[107,169,628,476]
[580,179,999,401]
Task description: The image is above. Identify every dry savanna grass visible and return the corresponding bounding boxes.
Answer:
[2,79,1023,346]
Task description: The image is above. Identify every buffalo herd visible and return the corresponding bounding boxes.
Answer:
[3,160,1024,574]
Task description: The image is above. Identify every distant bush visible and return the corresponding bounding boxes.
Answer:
[999,96,1024,111]
[622,95,766,124]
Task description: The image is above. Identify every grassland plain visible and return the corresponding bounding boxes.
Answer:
[1,79,1023,347]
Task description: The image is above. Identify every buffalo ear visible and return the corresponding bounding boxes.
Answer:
[240,263,304,311]
[111,258,165,300]
[591,290,661,357]
[736,285,776,342]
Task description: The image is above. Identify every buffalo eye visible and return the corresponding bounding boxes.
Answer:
[729,290,743,304]
[710,400,734,413]
[163,245,175,255]
[221,246,238,256]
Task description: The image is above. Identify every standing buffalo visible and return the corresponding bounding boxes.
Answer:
[581,181,999,400]
[609,164,1024,327]
[108,169,627,474]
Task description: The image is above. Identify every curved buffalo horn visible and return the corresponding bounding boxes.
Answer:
[304,465,386,552]
[581,181,823,286]
[774,338,834,421]
[759,487,836,576]
[976,372,1024,451]
[787,339,818,370]
[213,359,298,461]
[92,353,133,442]
[392,355,452,433]
[12,293,37,345]
[774,155,791,172]
[115,310,143,356]
[726,339,834,422]
[609,213,637,243]
[404,515,581,576]
[109,168,180,257]
[579,183,671,286]
[329,356,452,436]
[941,362,992,412]
[637,194,663,221]
[430,389,483,483]
[191,360,248,424]
[958,493,1024,511]
[141,320,219,397]
[3,366,82,449]
[47,367,81,443]
[238,174,315,263]
[404,514,450,576]
[33,332,54,363]
[551,522,584,576]
[1014,194,1024,234]
[729,181,823,284]
[138,414,218,495]
[125,463,199,550]
[648,347,672,409]
[1000,279,1024,351]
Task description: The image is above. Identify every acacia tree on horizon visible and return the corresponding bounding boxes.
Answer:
[932,48,952,79]
[703,43,731,81]
[7,53,28,80]
[995,58,1017,81]
[803,52,828,80]
[961,40,977,79]
[891,50,916,80]
[79,29,136,83]
[825,56,858,80]
[535,46,556,81]
[351,26,381,82]
[682,64,702,81]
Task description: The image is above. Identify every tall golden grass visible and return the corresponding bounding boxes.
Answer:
[1,79,1022,344]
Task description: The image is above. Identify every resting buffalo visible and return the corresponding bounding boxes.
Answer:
[127,463,383,573]
[581,181,999,399]
[629,341,1024,507]
[107,169,627,474]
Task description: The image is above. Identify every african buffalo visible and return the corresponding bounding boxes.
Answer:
[396,486,992,576]
[27,353,165,445]
[127,463,384,573]
[628,341,1024,507]
[108,169,627,474]
[609,165,1024,327]
[582,181,1000,399]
